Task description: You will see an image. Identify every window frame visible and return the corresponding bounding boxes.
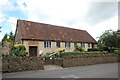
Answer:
[56,42,61,48]
[74,42,77,47]
[81,42,85,48]
[88,43,91,48]
[65,42,70,48]
[44,41,51,48]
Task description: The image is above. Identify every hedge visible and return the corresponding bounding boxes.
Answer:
[114,49,120,54]
[60,51,108,58]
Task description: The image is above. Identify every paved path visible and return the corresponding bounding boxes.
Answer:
[3,63,118,78]
[44,65,63,70]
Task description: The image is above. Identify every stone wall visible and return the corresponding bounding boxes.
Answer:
[2,42,11,55]
[62,54,118,68]
[2,56,44,73]
[44,58,63,66]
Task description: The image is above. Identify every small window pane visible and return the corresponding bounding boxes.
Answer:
[88,43,90,48]
[65,42,70,48]
[56,42,60,48]
[44,41,51,48]
[81,43,85,48]
[74,42,77,47]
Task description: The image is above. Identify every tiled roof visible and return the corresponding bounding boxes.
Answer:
[17,19,97,43]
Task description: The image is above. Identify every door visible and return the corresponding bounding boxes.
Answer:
[29,46,37,56]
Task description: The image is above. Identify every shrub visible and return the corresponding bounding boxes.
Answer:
[88,48,100,52]
[74,45,85,52]
[60,51,108,58]
[10,44,27,56]
[114,49,120,54]
[43,52,57,58]
[57,49,65,53]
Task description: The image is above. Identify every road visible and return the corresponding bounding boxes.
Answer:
[2,63,118,78]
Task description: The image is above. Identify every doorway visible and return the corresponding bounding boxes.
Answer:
[29,46,37,56]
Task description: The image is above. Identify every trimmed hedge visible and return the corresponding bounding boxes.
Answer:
[88,48,100,51]
[114,49,120,54]
[60,51,108,58]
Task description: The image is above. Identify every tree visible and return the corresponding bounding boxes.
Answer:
[9,32,14,42]
[98,30,120,48]
[2,32,14,43]
[2,33,9,42]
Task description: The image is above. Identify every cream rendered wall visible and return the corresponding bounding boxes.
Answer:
[39,41,75,53]
[23,40,94,56]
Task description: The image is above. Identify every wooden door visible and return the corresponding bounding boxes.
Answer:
[29,46,37,56]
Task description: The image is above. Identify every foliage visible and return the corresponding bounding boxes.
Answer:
[42,49,65,58]
[60,51,108,58]
[114,49,120,54]
[41,52,57,58]
[88,48,100,51]
[2,32,14,44]
[9,32,14,42]
[10,44,27,56]
[98,30,120,48]
[74,45,86,52]
[57,49,65,53]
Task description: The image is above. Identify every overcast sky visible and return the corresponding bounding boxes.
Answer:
[0,0,119,41]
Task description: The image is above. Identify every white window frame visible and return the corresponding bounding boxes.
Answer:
[88,43,91,48]
[44,41,51,48]
[65,42,70,48]
[74,42,77,47]
[81,42,85,48]
[56,42,60,48]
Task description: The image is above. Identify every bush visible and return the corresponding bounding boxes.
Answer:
[60,51,108,58]
[74,45,85,52]
[10,44,27,56]
[57,49,65,53]
[114,49,120,54]
[88,48,100,52]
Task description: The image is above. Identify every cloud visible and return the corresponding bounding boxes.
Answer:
[0,0,118,41]
[7,17,17,33]
[0,12,6,23]
[85,2,118,26]
[17,0,118,27]
[0,0,18,12]
[17,0,89,25]
[84,16,118,40]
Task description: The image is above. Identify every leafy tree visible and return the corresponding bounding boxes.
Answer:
[98,30,120,48]
[9,32,14,42]
[2,33,10,42]
[2,32,14,43]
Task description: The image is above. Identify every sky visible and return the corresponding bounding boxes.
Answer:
[0,0,119,41]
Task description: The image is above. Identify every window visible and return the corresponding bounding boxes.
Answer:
[44,41,51,48]
[88,43,91,48]
[81,42,85,48]
[65,42,70,48]
[74,42,77,47]
[56,42,60,48]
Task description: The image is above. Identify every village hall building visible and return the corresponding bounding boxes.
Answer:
[15,19,97,56]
